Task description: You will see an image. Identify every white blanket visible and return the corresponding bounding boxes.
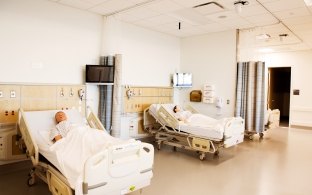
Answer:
[49,126,122,189]
[186,114,226,130]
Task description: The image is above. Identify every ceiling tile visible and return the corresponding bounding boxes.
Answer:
[289,22,312,31]
[171,0,214,8]
[143,0,183,14]
[274,7,311,20]
[58,0,109,10]
[143,14,180,25]
[129,0,154,4]
[114,6,159,22]
[88,0,136,15]
[238,5,269,17]
[245,13,279,26]
[169,8,213,25]
[282,15,312,25]
[257,0,280,3]
[200,22,231,32]
[262,0,306,12]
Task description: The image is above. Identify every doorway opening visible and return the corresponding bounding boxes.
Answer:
[267,67,291,127]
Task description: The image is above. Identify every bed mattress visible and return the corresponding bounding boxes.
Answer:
[149,104,225,140]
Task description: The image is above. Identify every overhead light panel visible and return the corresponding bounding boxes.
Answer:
[256,33,271,40]
[234,1,249,13]
[304,0,312,6]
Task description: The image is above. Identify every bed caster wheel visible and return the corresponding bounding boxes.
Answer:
[249,135,254,140]
[259,133,264,139]
[214,151,219,156]
[27,176,36,186]
[199,153,206,161]
[157,143,161,150]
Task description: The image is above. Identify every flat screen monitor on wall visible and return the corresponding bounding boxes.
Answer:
[172,73,192,87]
[85,65,114,84]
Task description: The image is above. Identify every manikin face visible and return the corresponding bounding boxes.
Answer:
[175,106,181,112]
[55,111,67,123]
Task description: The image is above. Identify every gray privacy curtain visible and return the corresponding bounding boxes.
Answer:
[99,85,113,132]
[98,56,114,132]
[235,61,265,133]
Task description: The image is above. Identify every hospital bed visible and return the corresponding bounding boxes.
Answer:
[143,104,244,160]
[18,108,154,195]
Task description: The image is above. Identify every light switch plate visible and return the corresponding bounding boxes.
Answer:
[10,90,16,98]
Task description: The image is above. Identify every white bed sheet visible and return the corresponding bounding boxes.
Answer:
[149,104,226,140]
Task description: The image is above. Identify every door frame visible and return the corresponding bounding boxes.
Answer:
[265,65,293,126]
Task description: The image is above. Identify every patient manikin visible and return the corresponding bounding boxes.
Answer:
[49,111,72,142]
[173,105,192,122]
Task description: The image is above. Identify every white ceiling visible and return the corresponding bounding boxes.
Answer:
[48,0,312,53]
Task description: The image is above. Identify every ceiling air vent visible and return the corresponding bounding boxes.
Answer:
[193,1,225,15]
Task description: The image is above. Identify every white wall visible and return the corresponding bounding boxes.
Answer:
[263,50,312,127]
[0,0,102,84]
[102,17,180,87]
[180,30,237,118]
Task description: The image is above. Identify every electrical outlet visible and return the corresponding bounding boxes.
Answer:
[0,91,3,98]
[10,90,16,98]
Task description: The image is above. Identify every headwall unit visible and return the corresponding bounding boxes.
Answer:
[0,83,86,164]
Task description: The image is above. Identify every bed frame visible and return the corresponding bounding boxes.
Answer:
[143,104,244,160]
[19,108,154,195]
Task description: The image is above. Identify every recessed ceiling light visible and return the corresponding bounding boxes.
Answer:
[234,1,249,13]
[304,0,312,6]
[256,33,271,40]
[218,15,227,19]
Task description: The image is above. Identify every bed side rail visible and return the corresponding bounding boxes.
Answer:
[86,106,105,131]
[19,109,39,166]
[157,106,179,129]
[224,117,245,134]
[83,141,154,194]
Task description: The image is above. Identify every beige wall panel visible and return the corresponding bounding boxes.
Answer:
[0,100,20,123]
[21,86,56,98]
[141,97,155,110]
[21,86,57,111]
[159,97,172,104]
[0,85,21,123]
[123,86,173,113]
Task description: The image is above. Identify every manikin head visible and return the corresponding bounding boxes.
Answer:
[55,111,67,123]
[173,105,181,113]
